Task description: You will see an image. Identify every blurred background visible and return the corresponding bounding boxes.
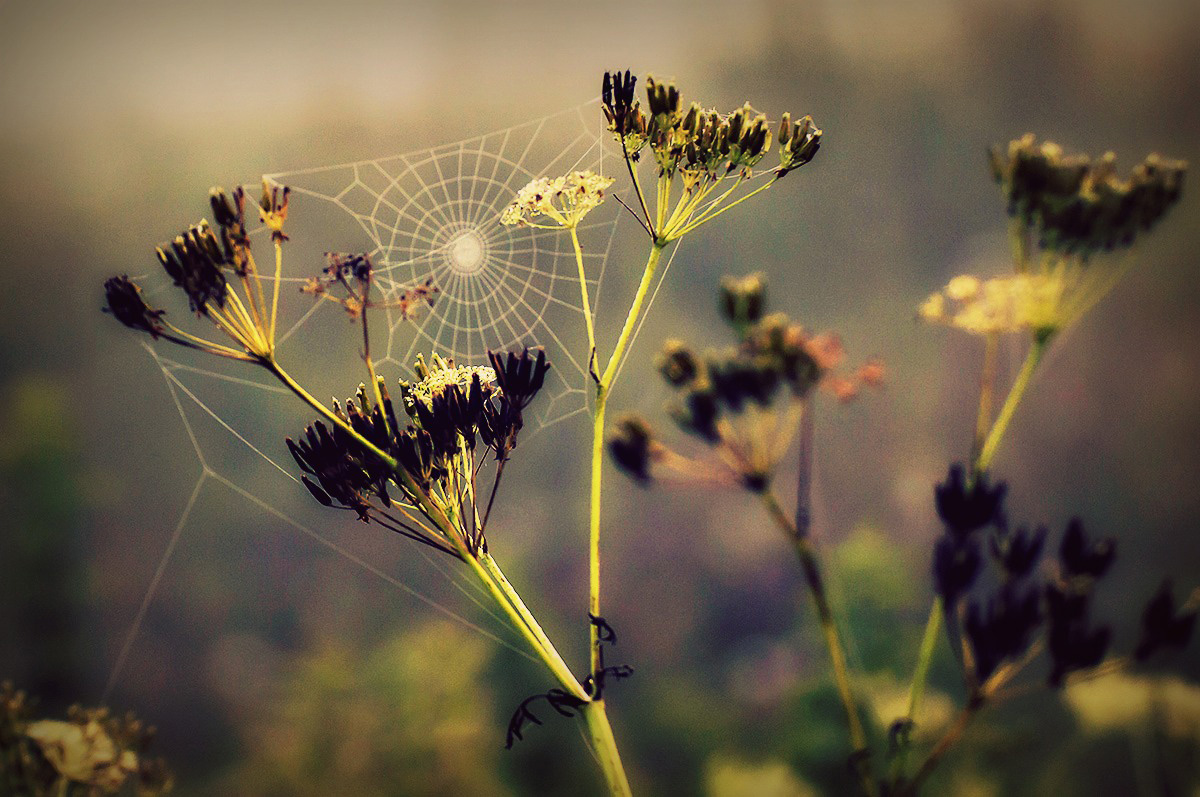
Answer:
[1,0,1198,793]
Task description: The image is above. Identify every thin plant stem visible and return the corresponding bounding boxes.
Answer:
[570,226,598,379]
[900,696,983,796]
[589,241,666,677]
[670,177,777,239]
[619,136,654,237]
[270,240,283,347]
[970,334,999,470]
[894,595,945,784]
[975,337,1048,474]
[760,490,875,796]
[598,242,667,387]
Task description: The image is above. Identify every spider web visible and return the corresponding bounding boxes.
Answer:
[99,101,658,708]
[265,101,621,431]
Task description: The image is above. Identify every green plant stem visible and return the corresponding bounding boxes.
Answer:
[893,595,944,785]
[900,696,983,796]
[583,700,633,797]
[570,226,598,378]
[598,243,666,388]
[974,337,1047,474]
[480,553,584,699]
[970,334,999,467]
[588,386,608,674]
[669,177,777,239]
[589,240,666,673]
[760,490,874,796]
[896,337,1049,788]
[267,359,399,472]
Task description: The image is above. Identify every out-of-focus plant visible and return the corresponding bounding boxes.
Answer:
[608,274,882,792]
[607,134,1194,796]
[215,620,505,797]
[891,137,1193,794]
[0,681,173,795]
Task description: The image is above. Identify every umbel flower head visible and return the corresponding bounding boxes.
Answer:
[599,70,822,242]
[103,180,300,362]
[500,171,615,229]
[921,137,1186,342]
[601,70,821,182]
[991,134,1186,255]
[918,272,1077,338]
[288,348,551,559]
[608,274,880,492]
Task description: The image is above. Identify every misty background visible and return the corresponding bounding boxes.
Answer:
[1,0,1198,793]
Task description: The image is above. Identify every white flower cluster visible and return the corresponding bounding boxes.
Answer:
[500,170,615,228]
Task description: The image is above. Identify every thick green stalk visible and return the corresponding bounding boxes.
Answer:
[578,240,668,794]
[583,700,633,796]
[480,553,585,700]
[598,243,666,387]
[590,240,666,672]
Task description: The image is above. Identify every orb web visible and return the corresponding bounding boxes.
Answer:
[266,101,622,431]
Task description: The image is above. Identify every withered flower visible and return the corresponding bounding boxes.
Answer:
[610,274,878,493]
[1058,518,1115,580]
[155,220,229,315]
[1134,581,1197,661]
[991,135,1186,254]
[602,69,648,157]
[103,276,166,338]
[777,113,822,177]
[259,179,291,242]
[289,349,551,559]
[935,464,1007,539]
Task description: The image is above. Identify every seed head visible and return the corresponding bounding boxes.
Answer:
[103,276,166,338]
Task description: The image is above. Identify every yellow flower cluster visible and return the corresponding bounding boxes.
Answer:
[918,272,1076,337]
[26,718,143,792]
[500,170,615,229]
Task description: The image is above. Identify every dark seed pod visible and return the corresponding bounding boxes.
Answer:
[935,464,1006,539]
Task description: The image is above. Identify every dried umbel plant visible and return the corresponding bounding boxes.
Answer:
[603,138,1193,796]
[0,681,173,795]
[502,77,825,787]
[97,68,1195,795]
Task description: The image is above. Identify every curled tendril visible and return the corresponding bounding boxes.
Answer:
[504,689,588,749]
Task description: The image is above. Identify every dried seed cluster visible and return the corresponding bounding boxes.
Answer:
[288,348,550,559]
[992,134,1185,255]
[602,70,820,181]
[609,274,879,492]
[930,465,1195,690]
